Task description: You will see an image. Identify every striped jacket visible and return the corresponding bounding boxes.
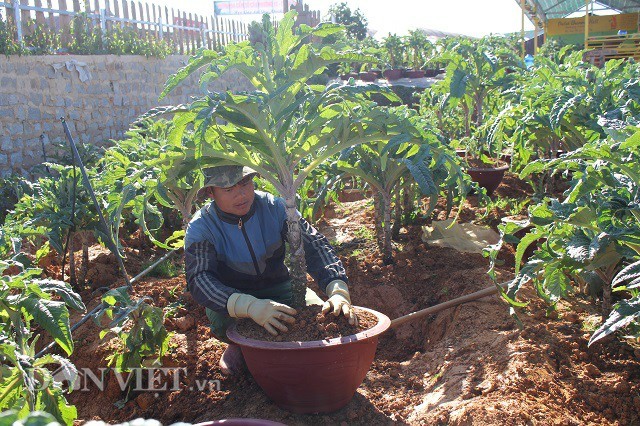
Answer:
[184,191,348,312]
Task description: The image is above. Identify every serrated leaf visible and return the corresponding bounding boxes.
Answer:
[613,259,640,287]
[38,381,77,426]
[589,297,640,346]
[19,297,73,356]
[544,267,570,302]
[514,229,544,274]
[33,280,85,313]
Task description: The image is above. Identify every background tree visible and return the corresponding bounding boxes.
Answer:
[327,2,368,41]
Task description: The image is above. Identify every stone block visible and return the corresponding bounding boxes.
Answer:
[0,153,8,166]
[11,151,23,165]
[14,107,26,121]
[1,77,16,87]
[1,136,11,151]
[8,123,23,134]
[28,108,42,120]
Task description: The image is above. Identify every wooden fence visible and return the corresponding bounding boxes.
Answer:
[0,0,302,55]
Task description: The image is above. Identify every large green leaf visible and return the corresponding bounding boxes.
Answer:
[19,297,73,356]
[613,259,640,288]
[38,381,77,426]
[32,280,85,313]
[589,296,640,346]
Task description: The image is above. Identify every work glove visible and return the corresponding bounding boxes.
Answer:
[227,293,297,336]
[322,280,358,326]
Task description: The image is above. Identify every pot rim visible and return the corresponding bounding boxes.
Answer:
[466,163,510,172]
[227,306,391,350]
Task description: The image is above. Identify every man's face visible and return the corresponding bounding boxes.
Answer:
[209,175,256,216]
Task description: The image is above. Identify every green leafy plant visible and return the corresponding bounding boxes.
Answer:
[486,54,640,193]
[327,2,368,41]
[0,175,33,226]
[154,11,424,307]
[382,33,405,69]
[434,37,520,163]
[336,107,467,263]
[100,119,194,250]
[0,12,24,56]
[485,129,640,345]
[68,12,104,54]
[96,287,171,370]
[0,242,85,425]
[104,24,174,58]
[145,257,183,278]
[6,163,102,287]
[404,30,432,70]
[23,19,60,54]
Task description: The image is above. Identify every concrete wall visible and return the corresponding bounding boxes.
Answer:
[0,55,251,174]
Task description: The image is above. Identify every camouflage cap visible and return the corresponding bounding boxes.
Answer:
[202,165,257,189]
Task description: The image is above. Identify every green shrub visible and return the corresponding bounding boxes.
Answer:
[24,19,61,54]
[0,12,24,56]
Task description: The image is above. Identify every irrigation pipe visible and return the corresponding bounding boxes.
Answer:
[35,248,179,358]
[389,281,510,329]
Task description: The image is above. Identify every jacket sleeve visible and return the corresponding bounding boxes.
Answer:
[184,239,238,313]
[298,217,349,293]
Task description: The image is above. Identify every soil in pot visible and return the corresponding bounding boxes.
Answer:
[235,305,378,342]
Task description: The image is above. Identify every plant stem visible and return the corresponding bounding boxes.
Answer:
[81,232,89,286]
[382,191,393,264]
[284,194,307,308]
[373,191,384,253]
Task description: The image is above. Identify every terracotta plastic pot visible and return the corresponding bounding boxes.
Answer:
[383,69,403,81]
[456,149,467,158]
[466,163,509,196]
[358,71,377,82]
[424,68,438,77]
[339,72,359,81]
[227,306,391,414]
[405,69,426,78]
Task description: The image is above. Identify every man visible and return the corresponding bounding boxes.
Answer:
[184,165,356,375]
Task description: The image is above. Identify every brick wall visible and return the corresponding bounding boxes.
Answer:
[0,55,251,174]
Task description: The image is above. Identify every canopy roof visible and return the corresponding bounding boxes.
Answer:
[517,0,640,26]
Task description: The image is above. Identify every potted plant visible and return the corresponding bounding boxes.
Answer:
[403,30,431,78]
[157,11,414,413]
[437,37,519,194]
[382,33,405,80]
[337,62,358,80]
[456,136,509,196]
[358,62,378,82]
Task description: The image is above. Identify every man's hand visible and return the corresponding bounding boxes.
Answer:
[322,280,358,326]
[227,293,297,335]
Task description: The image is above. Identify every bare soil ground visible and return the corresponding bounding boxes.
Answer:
[44,173,639,425]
